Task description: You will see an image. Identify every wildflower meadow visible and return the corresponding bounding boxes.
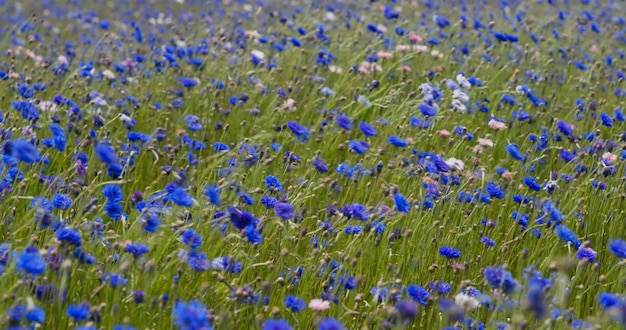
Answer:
[1,0,626,329]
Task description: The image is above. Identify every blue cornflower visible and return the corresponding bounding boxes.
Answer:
[283,295,306,312]
[485,182,505,199]
[203,185,221,205]
[103,185,124,202]
[56,228,82,247]
[348,140,369,154]
[483,266,520,294]
[472,229,493,243]
[265,175,282,192]
[173,300,212,330]
[181,229,202,249]
[556,121,575,136]
[261,195,278,209]
[523,177,542,191]
[275,202,294,220]
[576,247,597,262]
[66,304,90,322]
[506,143,526,161]
[227,207,259,230]
[245,225,263,244]
[600,113,614,127]
[317,317,346,330]
[358,122,377,137]
[312,157,329,173]
[262,319,292,330]
[186,251,211,272]
[388,136,408,147]
[336,115,353,130]
[124,243,150,257]
[94,143,119,165]
[394,193,410,213]
[102,272,128,288]
[51,193,73,210]
[166,187,194,207]
[430,281,452,295]
[419,103,437,117]
[287,121,310,142]
[439,246,461,259]
[407,285,430,305]
[11,139,40,163]
[609,239,626,259]
[554,225,581,249]
[16,247,46,276]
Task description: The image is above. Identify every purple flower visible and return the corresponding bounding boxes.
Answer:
[576,247,597,262]
[275,202,294,220]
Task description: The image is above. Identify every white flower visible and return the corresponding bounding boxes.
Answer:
[445,158,465,171]
[251,50,265,60]
[453,89,469,102]
[451,99,467,113]
[456,74,471,89]
[454,293,480,311]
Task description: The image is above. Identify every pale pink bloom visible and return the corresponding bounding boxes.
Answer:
[329,65,342,74]
[473,145,484,153]
[376,25,387,33]
[285,98,296,111]
[377,51,393,59]
[398,65,411,73]
[405,137,414,144]
[503,171,514,180]
[25,50,36,59]
[58,55,69,65]
[35,56,46,67]
[38,101,58,112]
[438,130,451,138]
[423,177,437,186]
[358,66,370,74]
[488,119,508,131]
[478,138,494,148]
[372,64,383,72]
[590,44,599,53]
[410,34,423,43]
[412,45,428,53]
[602,152,617,163]
[9,72,19,79]
[309,299,330,312]
[396,45,411,52]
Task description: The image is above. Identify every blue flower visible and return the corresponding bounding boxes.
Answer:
[173,300,212,330]
[181,229,202,249]
[102,272,128,288]
[66,304,90,321]
[506,143,526,161]
[124,243,150,257]
[576,247,597,262]
[16,247,46,276]
[94,143,119,165]
[56,228,82,247]
[439,246,461,259]
[103,185,124,202]
[483,266,520,294]
[407,285,430,305]
[485,182,505,199]
[554,225,581,249]
[609,239,626,259]
[26,305,45,323]
[388,136,408,147]
[283,295,306,312]
[480,237,496,247]
[262,319,292,330]
[348,140,369,154]
[419,103,437,117]
[202,185,221,206]
[358,122,377,137]
[11,139,40,163]
[336,115,353,130]
[186,251,211,272]
[275,202,294,220]
[287,121,310,142]
[396,300,419,320]
[166,187,194,207]
[523,177,542,191]
[317,317,346,330]
[312,157,329,173]
[394,193,410,213]
[265,175,282,193]
[51,193,73,210]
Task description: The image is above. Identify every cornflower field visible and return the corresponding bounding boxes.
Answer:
[2,0,626,329]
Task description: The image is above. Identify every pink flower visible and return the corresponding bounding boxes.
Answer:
[308,299,330,312]
[477,138,494,148]
[58,55,69,65]
[488,119,508,131]
[377,51,393,59]
[437,130,451,138]
[410,34,423,43]
[329,65,342,74]
[590,44,599,53]
[398,65,411,72]
[602,152,617,163]
[396,45,411,52]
